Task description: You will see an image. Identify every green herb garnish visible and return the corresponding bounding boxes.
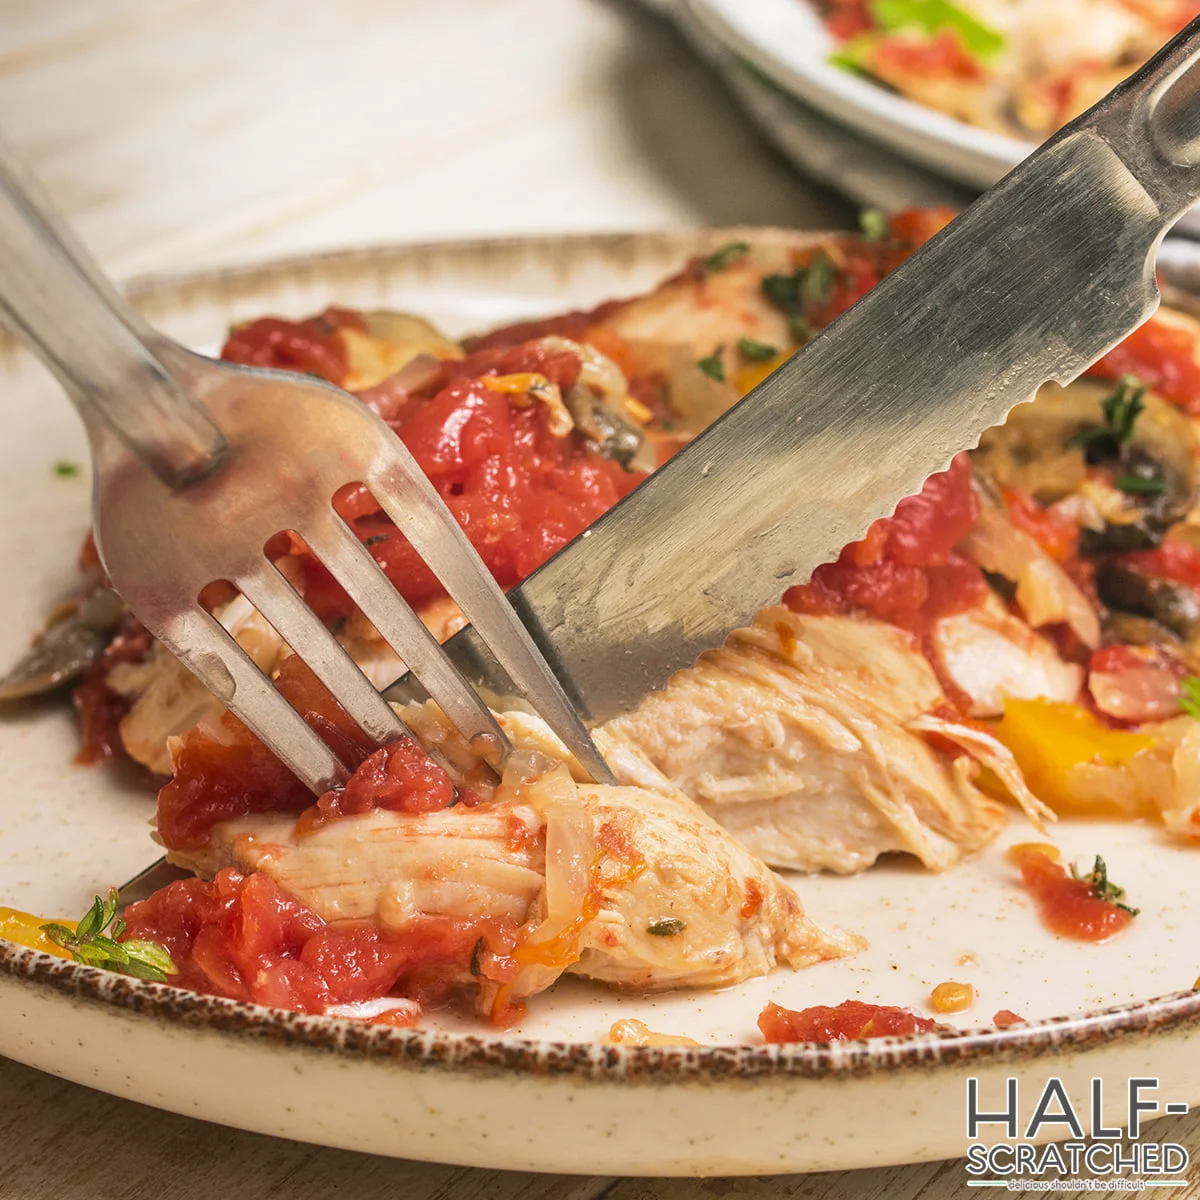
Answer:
[52,460,81,478]
[760,253,836,340]
[697,351,726,383]
[1071,856,1139,917]
[859,208,888,242]
[1066,375,1146,451]
[42,890,177,983]
[870,0,1005,58]
[737,336,778,361]
[703,241,750,274]
[1181,677,1200,720]
[365,534,389,546]
[1114,475,1166,495]
[647,917,686,937]
[802,252,835,306]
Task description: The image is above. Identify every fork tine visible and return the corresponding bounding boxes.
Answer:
[306,513,512,767]
[158,607,347,793]
[235,559,410,747]
[366,455,617,785]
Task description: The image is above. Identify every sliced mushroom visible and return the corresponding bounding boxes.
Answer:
[1095,561,1200,641]
[974,379,1199,555]
[0,586,125,701]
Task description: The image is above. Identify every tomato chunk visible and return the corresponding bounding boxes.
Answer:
[121,867,511,1017]
[1009,845,1136,942]
[758,999,936,1043]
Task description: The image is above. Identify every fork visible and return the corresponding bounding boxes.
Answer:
[0,137,615,793]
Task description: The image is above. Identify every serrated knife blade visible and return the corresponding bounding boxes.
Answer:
[389,20,1200,729]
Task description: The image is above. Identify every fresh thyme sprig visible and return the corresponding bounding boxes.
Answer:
[42,889,177,982]
[1066,375,1146,452]
[1071,856,1139,917]
[1181,677,1200,721]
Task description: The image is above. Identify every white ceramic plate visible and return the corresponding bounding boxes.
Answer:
[681,0,1200,240]
[683,0,1030,191]
[3,230,1200,1177]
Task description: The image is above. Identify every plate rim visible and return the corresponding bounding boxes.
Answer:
[684,0,1034,187]
[3,225,1198,1087]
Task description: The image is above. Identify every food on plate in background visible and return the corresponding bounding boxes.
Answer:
[819,0,1200,139]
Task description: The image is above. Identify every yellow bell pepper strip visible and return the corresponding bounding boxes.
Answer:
[994,698,1157,816]
[0,907,75,958]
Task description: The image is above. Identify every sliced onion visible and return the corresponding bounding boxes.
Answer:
[960,491,1100,648]
[323,997,422,1023]
[907,712,1055,829]
[355,353,443,421]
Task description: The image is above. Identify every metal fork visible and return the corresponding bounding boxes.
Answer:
[0,138,615,791]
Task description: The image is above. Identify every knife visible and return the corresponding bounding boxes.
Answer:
[388,24,1200,726]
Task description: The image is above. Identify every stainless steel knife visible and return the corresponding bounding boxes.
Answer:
[388,22,1200,727]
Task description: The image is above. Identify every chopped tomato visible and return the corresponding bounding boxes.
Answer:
[1009,845,1136,942]
[273,339,646,622]
[993,1009,1025,1029]
[1088,643,1188,725]
[873,29,985,80]
[220,307,363,385]
[1121,539,1200,593]
[886,207,956,251]
[784,454,985,633]
[758,999,936,1044]
[1002,488,1079,563]
[156,657,372,850]
[1088,316,1200,414]
[121,867,514,1018]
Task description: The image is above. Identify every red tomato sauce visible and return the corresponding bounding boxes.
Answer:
[1120,539,1200,594]
[156,656,465,850]
[121,867,518,1019]
[1010,845,1135,942]
[873,29,985,80]
[783,453,987,634]
[282,339,645,622]
[221,307,364,385]
[1087,316,1200,414]
[758,1000,936,1044]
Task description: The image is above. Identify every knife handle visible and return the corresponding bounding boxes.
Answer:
[1092,17,1200,224]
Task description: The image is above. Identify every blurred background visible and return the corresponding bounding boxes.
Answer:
[0,0,861,280]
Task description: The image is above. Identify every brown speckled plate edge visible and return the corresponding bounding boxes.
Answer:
[2,227,1197,1088]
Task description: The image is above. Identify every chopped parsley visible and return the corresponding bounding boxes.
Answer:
[871,0,1004,58]
[42,890,177,983]
[697,350,726,382]
[1071,856,1139,917]
[1181,677,1200,721]
[52,460,81,478]
[859,208,888,242]
[761,252,836,341]
[1066,375,1146,451]
[1114,474,1166,496]
[646,917,686,937]
[737,336,778,361]
[364,534,389,546]
[702,241,750,274]
[831,0,1005,75]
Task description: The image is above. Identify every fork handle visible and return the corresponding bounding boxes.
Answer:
[0,136,227,485]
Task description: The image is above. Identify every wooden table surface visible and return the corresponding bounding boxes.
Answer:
[1,1,1199,1195]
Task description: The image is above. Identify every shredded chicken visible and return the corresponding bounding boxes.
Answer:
[598,608,1038,875]
[173,708,861,1000]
